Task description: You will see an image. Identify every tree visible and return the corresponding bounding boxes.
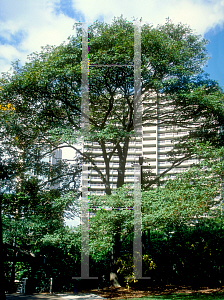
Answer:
[2,176,77,293]
[0,17,223,195]
[0,99,22,299]
[0,16,224,288]
[0,86,79,296]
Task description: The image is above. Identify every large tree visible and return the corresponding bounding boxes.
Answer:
[0,17,224,288]
[0,100,78,296]
[0,17,223,195]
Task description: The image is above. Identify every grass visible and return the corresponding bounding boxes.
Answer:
[120,293,224,300]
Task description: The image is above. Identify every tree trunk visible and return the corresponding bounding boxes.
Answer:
[110,229,122,287]
[105,159,111,195]
[117,157,126,188]
[28,260,36,294]
[101,142,112,195]
[101,137,130,285]
[9,237,17,293]
[117,137,129,189]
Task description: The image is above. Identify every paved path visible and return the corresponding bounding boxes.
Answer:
[6,293,106,300]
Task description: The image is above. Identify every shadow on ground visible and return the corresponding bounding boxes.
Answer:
[6,293,106,300]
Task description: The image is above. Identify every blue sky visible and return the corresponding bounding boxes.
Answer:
[0,0,224,226]
[204,25,224,89]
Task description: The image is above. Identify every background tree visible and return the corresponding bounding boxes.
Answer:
[142,141,224,231]
[0,98,23,299]
[2,176,80,293]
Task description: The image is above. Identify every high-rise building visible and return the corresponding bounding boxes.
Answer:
[86,97,197,195]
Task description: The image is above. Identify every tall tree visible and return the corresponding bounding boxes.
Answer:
[0,17,223,195]
[1,17,224,287]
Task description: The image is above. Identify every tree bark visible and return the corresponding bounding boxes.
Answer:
[110,232,122,287]
[101,141,112,195]
[105,158,111,195]
[117,137,129,188]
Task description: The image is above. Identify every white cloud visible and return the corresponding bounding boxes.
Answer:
[0,0,224,75]
[0,0,75,74]
[0,44,21,62]
[72,0,224,35]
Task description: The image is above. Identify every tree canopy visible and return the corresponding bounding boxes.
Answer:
[0,17,223,194]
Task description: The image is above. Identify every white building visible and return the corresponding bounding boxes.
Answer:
[85,96,197,195]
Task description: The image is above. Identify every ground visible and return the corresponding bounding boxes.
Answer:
[6,286,224,300]
[86,285,224,299]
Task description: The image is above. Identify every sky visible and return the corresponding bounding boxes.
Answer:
[0,0,224,226]
[1,0,224,88]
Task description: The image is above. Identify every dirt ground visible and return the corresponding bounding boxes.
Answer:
[86,285,224,299]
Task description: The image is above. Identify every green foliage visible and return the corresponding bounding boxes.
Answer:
[88,142,223,246]
[0,16,223,193]
[148,222,224,287]
[142,142,224,230]
[117,253,156,288]
[0,16,224,291]
[2,176,81,292]
[86,141,223,286]
[88,185,134,261]
[34,226,81,292]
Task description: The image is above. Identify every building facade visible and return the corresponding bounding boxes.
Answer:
[85,97,197,195]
